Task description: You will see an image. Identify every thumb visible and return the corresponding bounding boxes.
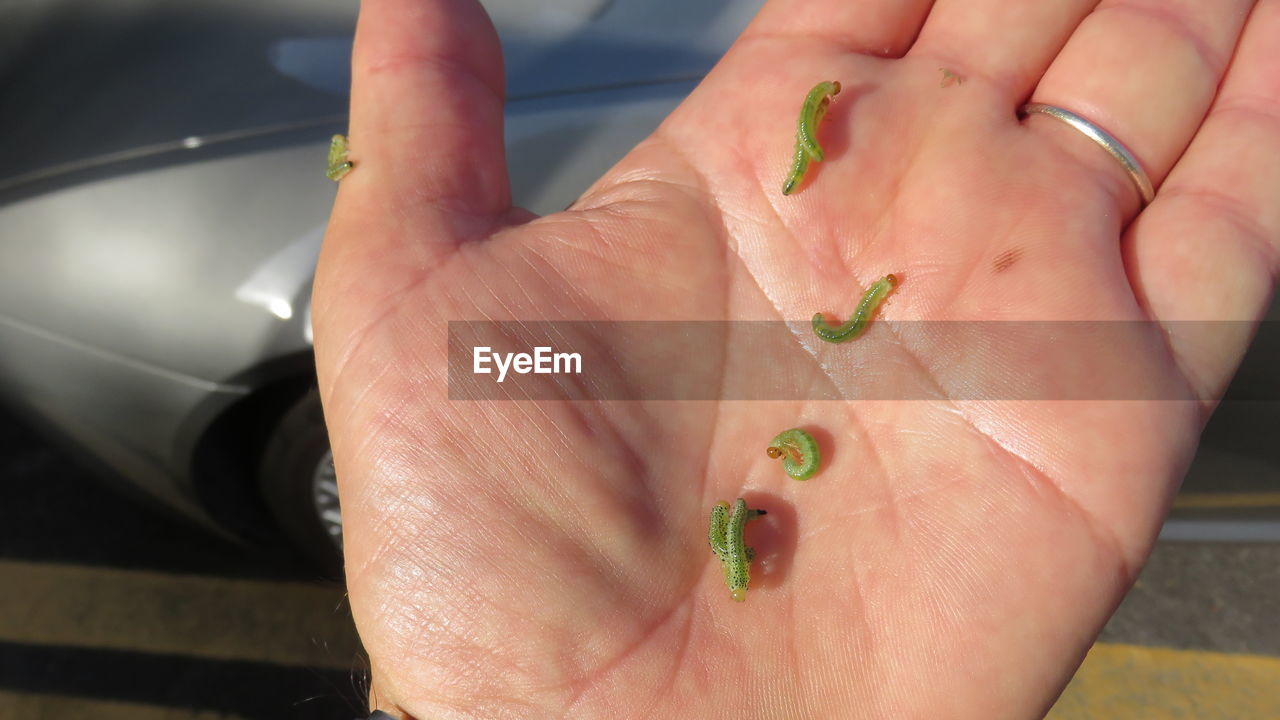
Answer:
[313,0,510,398]
[341,0,511,240]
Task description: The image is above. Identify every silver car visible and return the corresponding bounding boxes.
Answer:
[0,0,768,572]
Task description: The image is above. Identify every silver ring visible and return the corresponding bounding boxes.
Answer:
[1021,103,1155,206]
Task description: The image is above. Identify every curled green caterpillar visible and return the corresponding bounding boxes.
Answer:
[325,134,354,181]
[708,499,766,602]
[812,274,898,343]
[766,428,820,480]
[782,81,842,195]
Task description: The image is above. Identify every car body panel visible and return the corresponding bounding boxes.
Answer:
[0,308,246,524]
[0,78,695,380]
[0,137,327,381]
[0,0,749,531]
[0,0,758,189]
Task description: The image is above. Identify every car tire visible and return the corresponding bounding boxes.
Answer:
[258,388,343,578]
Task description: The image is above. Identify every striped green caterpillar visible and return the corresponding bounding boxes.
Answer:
[326,134,354,181]
[782,81,841,195]
[812,274,898,343]
[766,428,820,480]
[708,499,766,602]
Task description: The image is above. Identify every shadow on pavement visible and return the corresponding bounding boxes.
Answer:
[0,405,367,720]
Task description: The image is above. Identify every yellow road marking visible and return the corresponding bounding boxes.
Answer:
[0,560,360,669]
[1050,643,1280,719]
[0,690,243,720]
[1172,491,1280,509]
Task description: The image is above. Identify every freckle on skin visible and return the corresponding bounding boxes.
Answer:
[993,247,1024,273]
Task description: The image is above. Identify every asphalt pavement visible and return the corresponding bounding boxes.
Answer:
[0,405,366,720]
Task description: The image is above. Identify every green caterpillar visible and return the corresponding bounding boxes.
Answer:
[782,81,841,195]
[325,134,354,181]
[766,428,820,480]
[812,274,898,343]
[708,499,766,602]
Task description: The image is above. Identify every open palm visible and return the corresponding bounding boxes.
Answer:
[314,0,1280,717]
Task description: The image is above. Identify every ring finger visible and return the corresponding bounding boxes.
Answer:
[1025,0,1255,212]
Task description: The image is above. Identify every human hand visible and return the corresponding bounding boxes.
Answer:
[314,0,1280,717]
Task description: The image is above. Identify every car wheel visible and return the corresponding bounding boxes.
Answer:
[259,388,343,577]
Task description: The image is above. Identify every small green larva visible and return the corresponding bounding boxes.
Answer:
[325,134,354,181]
[766,428,820,480]
[708,499,766,602]
[812,274,898,343]
[782,81,841,195]
[939,68,965,88]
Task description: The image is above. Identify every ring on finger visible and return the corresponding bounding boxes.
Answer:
[1021,103,1156,206]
